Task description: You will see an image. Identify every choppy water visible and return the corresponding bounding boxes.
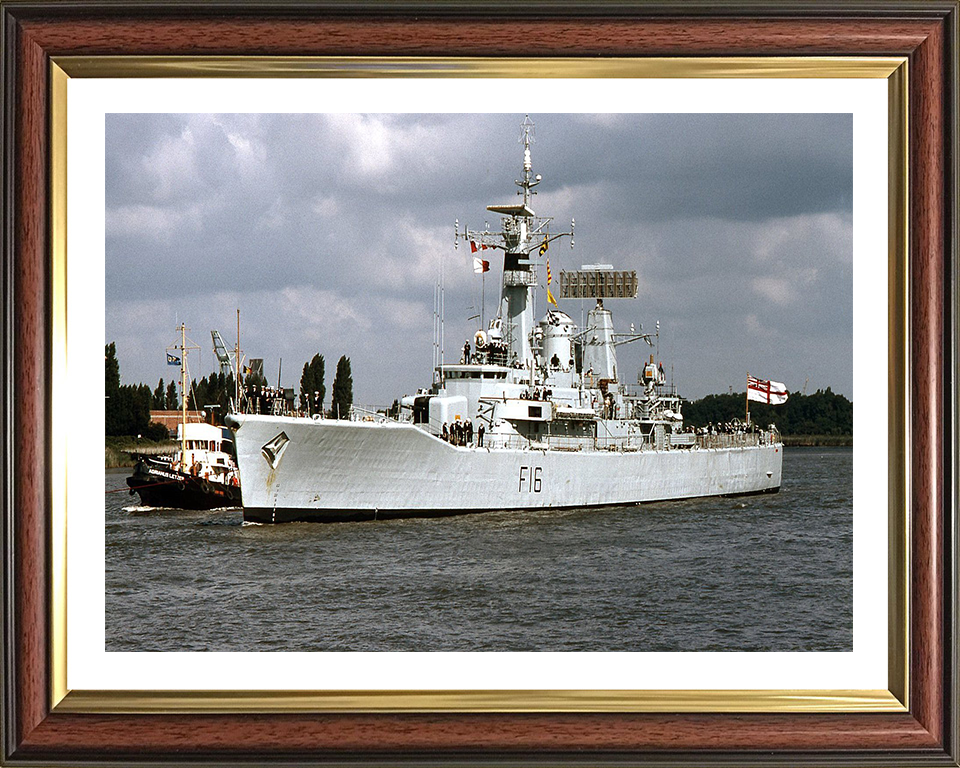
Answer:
[106,447,851,652]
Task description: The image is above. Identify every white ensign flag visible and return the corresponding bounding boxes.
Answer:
[747,376,789,405]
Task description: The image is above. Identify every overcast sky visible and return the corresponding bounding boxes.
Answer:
[106,113,852,406]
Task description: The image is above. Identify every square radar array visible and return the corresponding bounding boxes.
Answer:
[559,267,638,299]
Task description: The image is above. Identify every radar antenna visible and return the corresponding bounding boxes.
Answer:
[515,115,540,207]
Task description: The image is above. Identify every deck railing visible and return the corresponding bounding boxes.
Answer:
[475,431,771,452]
[695,432,763,450]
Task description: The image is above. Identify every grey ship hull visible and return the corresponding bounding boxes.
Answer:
[231,415,783,524]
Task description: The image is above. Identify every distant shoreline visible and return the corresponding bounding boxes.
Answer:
[105,436,177,469]
[782,435,853,447]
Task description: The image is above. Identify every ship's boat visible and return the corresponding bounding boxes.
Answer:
[228,117,783,523]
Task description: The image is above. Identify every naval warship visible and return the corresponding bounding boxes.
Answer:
[228,117,783,523]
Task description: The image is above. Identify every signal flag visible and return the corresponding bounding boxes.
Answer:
[747,376,789,405]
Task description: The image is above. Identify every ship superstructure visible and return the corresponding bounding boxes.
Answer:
[228,117,782,523]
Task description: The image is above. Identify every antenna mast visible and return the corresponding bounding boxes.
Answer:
[457,115,574,368]
[236,309,241,407]
[180,323,187,457]
[168,324,199,457]
[520,115,534,208]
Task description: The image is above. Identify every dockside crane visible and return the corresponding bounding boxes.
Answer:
[211,330,234,378]
[212,328,245,412]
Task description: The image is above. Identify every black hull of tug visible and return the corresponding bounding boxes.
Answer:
[126,458,241,510]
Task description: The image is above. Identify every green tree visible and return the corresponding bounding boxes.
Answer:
[131,383,152,434]
[219,371,236,415]
[330,355,353,419]
[244,361,268,389]
[682,388,852,437]
[104,343,150,436]
[103,343,179,437]
[206,371,231,423]
[105,342,122,434]
[299,363,311,411]
[188,376,213,415]
[144,421,170,441]
[152,379,165,409]
[110,386,130,436]
[187,377,199,411]
[299,353,325,414]
[165,380,179,410]
[168,367,240,421]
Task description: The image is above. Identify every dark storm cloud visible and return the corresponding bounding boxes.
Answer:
[542,114,852,222]
[106,113,852,403]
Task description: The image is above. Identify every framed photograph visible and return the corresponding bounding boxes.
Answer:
[2,2,957,766]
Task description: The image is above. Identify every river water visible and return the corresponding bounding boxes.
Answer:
[105,446,851,652]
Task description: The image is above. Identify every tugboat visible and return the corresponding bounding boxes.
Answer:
[227,116,783,523]
[126,324,241,509]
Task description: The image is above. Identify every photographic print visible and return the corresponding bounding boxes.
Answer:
[104,111,853,654]
[7,1,957,761]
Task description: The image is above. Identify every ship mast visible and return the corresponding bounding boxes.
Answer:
[236,309,241,408]
[460,116,573,370]
[179,323,188,458]
[519,115,535,208]
[169,324,200,461]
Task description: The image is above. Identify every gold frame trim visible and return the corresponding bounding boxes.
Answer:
[886,61,910,709]
[50,61,69,709]
[50,56,910,715]
[56,688,904,715]
[54,55,904,79]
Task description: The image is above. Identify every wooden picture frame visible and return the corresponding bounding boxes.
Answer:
[2,2,957,765]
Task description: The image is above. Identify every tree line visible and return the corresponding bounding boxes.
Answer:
[111,339,849,439]
[185,371,237,419]
[105,343,169,439]
[299,353,353,419]
[106,342,356,438]
[682,388,852,436]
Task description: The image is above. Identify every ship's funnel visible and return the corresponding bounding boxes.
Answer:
[539,310,575,371]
